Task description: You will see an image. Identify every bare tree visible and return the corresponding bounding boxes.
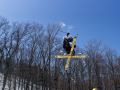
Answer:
[105,48,118,90]
[85,40,104,90]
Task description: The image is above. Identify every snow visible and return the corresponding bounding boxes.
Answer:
[0,73,42,90]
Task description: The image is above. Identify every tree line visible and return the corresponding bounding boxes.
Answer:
[0,16,120,90]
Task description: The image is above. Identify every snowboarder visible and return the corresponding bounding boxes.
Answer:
[63,33,76,55]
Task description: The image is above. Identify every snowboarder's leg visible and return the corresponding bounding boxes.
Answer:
[67,46,72,54]
[72,49,75,55]
[65,45,76,55]
[72,45,76,55]
[63,46,69,54]
[66,47,70,54]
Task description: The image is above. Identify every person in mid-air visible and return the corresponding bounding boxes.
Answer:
[63,33,76,55]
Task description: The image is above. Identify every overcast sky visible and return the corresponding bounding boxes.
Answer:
[0,0,120,53]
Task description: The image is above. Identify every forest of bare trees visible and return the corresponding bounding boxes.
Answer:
[0,16,120,90]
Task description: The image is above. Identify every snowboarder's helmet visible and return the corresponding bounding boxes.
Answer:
[67,32,70,36]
